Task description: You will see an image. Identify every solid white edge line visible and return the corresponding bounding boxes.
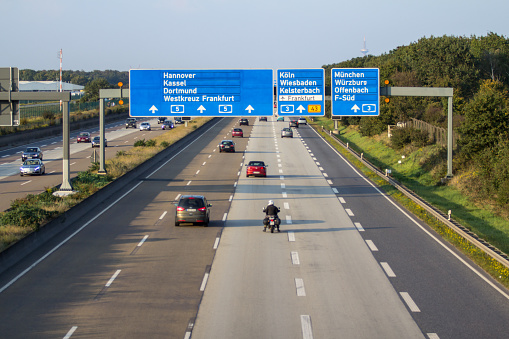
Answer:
[295,278,306,296]
[63,326,78,339]
[159,211,167,220]
[0,181,143,294]
[213,237,220,249]
[310,126,509,300]
[381,262,396,277]
[137,235,149,247]
[288,231,296,242]
[400,292,421,312]
[200,273,209,291]
[301,315,314,339]
[105,269,121,287]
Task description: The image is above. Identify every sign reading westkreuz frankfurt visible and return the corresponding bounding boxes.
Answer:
[129,69,273,117]
[331,68,379,116]
[277,69,325,116]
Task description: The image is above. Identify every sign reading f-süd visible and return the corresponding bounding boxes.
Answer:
[331,68,379,116]
[129,69,273,117]
[277,69,325,116]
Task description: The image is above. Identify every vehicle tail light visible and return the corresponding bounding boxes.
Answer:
[198,207,206,211]
[177,206,185,211]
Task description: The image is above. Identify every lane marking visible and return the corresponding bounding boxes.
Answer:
[366,240,378,251]
[281,183,286,189]
[291,251,300,265]
[318,167,324,171]
[322,172,328,177]
[70,162,76,166]
[200,273,209,291]
[106,269,121,287]
[381,262,396,277]
[345,209,354,216]
[137,235,149,247]
[327,180,333,185]
[338,197,346,204]
[427,333,440,339]
[63,326,78,339]
[400,292,421,312]
[354,222,365,231]
[282,192,287,198]
[21,180,32,185]
[284,202,290,209]
[234,181,237,187]
[332,188,338,194]
[202,162,206,166]
[315,162,320,165]
[288,232,296,242]
[213,237,220,249]
[222,213,228,222]
[279,169,283,174]
[286,215,292,224]
[175,193,181,201]
[187,181,192,186]
[295,278,306,296]
[280,175,284,180]
[159,211,167,220]
[301,315,314,339]
[196,170,200,175]
[229,195,233,202]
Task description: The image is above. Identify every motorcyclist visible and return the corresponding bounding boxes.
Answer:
[263,200,281,232]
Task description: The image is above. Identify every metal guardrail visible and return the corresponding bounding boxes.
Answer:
[319,126,509,269]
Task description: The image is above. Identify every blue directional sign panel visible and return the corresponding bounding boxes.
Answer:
[129,69,273,117]
[331,68,379,116]
[277,69,325,116]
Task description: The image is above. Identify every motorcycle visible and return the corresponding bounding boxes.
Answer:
[264,215,278,233]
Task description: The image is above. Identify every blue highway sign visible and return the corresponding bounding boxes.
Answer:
[129,69,273,117]
[331,68,379,116]
[277,69,325,116]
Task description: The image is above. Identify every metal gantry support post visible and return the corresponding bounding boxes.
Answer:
[59,100,73,191]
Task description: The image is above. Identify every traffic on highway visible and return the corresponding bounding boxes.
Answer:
[0,116,508,338]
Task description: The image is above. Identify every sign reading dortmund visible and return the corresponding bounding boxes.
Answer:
[331,68,379,116]
[277,69,324,116]
[129,69,273,117]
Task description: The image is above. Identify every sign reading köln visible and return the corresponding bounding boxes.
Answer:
[129,69,273,117]
[331,68,379,116]
[277,69,325,116]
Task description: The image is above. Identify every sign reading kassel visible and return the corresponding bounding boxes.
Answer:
[129,69,273,117]
[331,68,379,116]
[277,68,325,116]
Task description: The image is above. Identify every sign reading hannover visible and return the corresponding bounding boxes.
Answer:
[277,69,324,116]
[129,69,273,117]
[331,68,379,116]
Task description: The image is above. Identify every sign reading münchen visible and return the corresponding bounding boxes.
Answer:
[277,69,325,116]
[331,68,379,116]
[129,69,273,117]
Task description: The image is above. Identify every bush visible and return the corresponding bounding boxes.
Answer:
[359,117,387,137]
[146,139,156,147]
[391,127,413,149]
[160,141,169,148]
[116,150,127,157]
[411,129,430,147]
[134,139,146,147]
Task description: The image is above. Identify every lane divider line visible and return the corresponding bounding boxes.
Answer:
[63,326,78,339]
[338,197,346,204]
[295,278,306,296]
[284,202,290,209]
[301,315,314,339]
[286,215,292,224]
[159,211,167,220]
[400,292,421,312]
[332,188,339,194]
[222,213,228,222]
[381,262,396,277]
[200,265,211,291]
[345,209,354,216]
[106,269,121,287]
[291,251,300,265]
[288,231,296,242]
[365,240,378,251]
[137,235,149,247]
[354,222,365,232]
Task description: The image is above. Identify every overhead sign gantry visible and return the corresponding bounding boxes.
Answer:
[276,68,325,116]
[129,69,273,117]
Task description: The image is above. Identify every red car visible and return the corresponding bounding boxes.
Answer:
[77,132,91,143]
[232,128,244,137]
[246,161,267,177]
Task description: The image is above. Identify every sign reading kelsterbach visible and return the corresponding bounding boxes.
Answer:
[331,68,379,116]
[277,69,325,116]
[129,69,273,117]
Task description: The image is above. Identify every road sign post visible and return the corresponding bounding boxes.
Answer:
[129,69,273,117]
[331,68,379,116]
[276,69,325,116]
[0,67,20,126]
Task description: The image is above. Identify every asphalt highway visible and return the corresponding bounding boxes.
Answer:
[0,117,508,338]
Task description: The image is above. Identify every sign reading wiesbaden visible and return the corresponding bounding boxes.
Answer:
[129,69,273,117]
[331,68,379,116]
[277,69,325,116]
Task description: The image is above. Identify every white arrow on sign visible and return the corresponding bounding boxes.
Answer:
[351,104,360,113]
[197,105,206,113]
[245,105,255,113]
[297,105,306,113]
[149,105,158,114]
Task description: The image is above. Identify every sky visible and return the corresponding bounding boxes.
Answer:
[2,0,508,72]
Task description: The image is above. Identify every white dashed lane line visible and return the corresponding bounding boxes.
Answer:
[365,240,378,251]
[380,262,396,277]
[400,292,421,312]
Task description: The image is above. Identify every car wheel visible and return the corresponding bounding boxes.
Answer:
[20,173,23,176]
[175,220,180,226]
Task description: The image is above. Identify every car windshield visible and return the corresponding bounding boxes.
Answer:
[179,198,205,209]
[25,160,39,165]
[79,133,89,136]
[249,161,264,166]
[26,148,38,152]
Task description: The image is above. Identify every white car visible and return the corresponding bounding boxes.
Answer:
[140,122,151,131]
[297,117,307,125]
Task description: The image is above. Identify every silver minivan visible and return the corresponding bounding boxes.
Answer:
[175,195,212,226]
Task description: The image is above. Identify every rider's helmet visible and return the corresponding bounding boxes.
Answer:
[268,200,274,205]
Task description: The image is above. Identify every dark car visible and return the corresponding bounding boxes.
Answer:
[158,117,167,124]
[259,116,267,121]
[289,120,299,128]
[239,118,249,126]
[21,147,43,161]
[281,127,293,138]
[174,117,183,124]
[91,136,107,148]
[175,195,212,226]
[162,120,174,130]
[232,128,244,138]
[126,118,137,129]
[219,140,235,153]
[77,132,91,143]
[246,161,267,177]
[20,159,45,176]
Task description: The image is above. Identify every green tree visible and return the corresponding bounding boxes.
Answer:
[81,78,111,102]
